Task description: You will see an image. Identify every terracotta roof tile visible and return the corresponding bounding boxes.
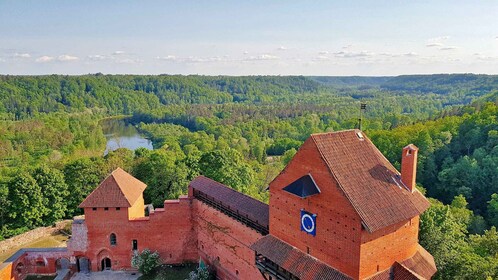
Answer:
[79,168,146,208]
[251,235,352,280]
[400,245,437,279]
[189,176,269,229]
[311,130,430,232]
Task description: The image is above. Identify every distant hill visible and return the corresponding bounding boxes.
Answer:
[379,74,498,94]
[309,76,392,87]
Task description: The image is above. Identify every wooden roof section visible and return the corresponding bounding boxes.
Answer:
[189,175,269,230]
[310,129,430,233]
[79,167,146,208]
[251,235,352,280]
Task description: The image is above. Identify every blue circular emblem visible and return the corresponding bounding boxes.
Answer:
[301,213,315,233]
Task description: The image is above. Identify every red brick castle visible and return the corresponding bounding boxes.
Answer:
[1,129,437,280]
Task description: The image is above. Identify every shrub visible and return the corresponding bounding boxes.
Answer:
[186,266,211,280]
[131,249,161,275]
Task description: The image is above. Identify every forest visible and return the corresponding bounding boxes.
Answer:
[0,74,497,279]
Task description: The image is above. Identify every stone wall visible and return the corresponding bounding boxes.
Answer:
[0,220,71,256]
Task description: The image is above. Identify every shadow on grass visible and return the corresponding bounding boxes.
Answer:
[138,263,197,280]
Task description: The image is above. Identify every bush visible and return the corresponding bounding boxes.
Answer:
[186,266,211,280]
[131,249,161,275]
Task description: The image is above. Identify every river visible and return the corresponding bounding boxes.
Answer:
[101,118,153,155]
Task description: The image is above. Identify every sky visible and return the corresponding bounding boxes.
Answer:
[1,1,497,76]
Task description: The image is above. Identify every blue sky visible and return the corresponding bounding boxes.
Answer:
[1,1,497,75]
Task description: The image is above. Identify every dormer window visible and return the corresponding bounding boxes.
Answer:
[104,207,109,211]
[110,233,117,246]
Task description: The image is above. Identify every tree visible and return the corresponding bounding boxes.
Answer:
[32,166,69,225]
[131,249,161,275]
[487,193,498,227]
[63,158,105,216]
[8,171,46,228]
[198,149,255,192]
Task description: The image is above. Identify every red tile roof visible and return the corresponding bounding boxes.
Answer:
[366,245,437,280]
[400,245,437,279]
[79,168,146,208]
[311,130,430,233]
[251,235,352,280]
[189,176,269,230]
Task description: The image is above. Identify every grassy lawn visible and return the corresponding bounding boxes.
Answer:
[138,263,197,280]
[0,233,68,262]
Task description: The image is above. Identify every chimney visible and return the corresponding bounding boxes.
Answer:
[401,144,418,193]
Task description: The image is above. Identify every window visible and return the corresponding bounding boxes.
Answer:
[110,233,117,246]
[36,261,45,267]
[132,239,138,251]
[116,207,120,211]
[92,208,97,211]
[104,207,109,211]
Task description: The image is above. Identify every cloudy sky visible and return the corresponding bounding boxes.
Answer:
[1,1,497,75]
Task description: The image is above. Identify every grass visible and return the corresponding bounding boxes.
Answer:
[0,232,68,262]
[138,263,197,280]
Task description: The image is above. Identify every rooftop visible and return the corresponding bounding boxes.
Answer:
[190,176,269,231]
[251,235,351,280]
[79,168,147,208]
[310,129,430,233]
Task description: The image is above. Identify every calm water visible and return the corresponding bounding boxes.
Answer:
[101,118,153,155]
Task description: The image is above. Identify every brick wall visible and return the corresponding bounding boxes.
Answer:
[0,263,13,280]
[193,200,263,280]
[82,196,197,271]
[269,138,362,279]
[359,216,420,279]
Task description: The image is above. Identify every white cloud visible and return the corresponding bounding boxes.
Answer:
[14,53,31,58]
[439,46,458,51]
[334,51,374,58]
[318,51,329,55]
[312,55,330,61]
[115,58,142,64]
[404,52,418,57]
[342,44,354,50]
[156,55,177,61]
[243,51,249,55]
[426,43,443,47]
[35,56,55,63]
[243,54,279,61]
[428,36,450,42]
[58,54,79,61]
[87,54,107,61]
[113,51,125,55]
[277,46,288,51]
[0,58,5,62]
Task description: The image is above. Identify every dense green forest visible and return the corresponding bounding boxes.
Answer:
[0,74,497,279]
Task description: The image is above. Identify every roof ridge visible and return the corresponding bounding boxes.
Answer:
[110,172,133,206]
[310,129,359,137]
[310,134,370,231]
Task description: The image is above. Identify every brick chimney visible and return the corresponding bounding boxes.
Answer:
[401,144,418,193]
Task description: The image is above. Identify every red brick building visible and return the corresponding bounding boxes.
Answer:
[0,129,435,280]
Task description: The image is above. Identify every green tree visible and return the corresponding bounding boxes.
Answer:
[32,166,69,225]
[8,171,46,228]
[63,158,105,216]
[131,249,161,275]
[198,149,255,192]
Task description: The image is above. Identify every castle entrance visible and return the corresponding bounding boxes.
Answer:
[101,257,112,271]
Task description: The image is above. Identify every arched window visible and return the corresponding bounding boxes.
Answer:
[110,233,117,246]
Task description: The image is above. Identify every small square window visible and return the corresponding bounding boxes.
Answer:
[104,207,109,211]
[116,207,120,211]
[92,208,97,211]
